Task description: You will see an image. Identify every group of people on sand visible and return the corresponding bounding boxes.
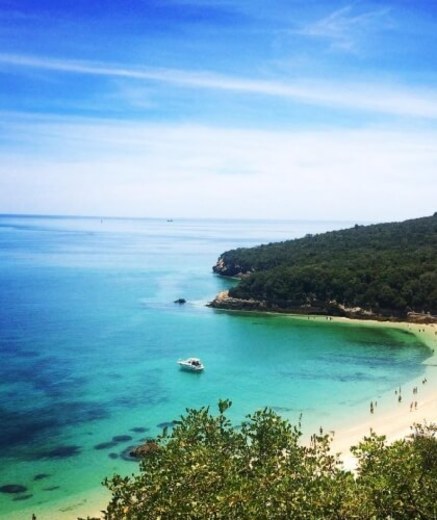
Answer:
[369,375,430,415]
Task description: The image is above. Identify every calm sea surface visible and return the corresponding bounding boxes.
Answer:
[0,215,430,517]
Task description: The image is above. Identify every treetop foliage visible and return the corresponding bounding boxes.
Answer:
[80,401,437,520]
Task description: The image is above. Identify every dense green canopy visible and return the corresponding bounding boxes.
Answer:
[81,401,436,519]
[213,214,437,317]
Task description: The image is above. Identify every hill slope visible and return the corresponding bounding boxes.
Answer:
[210,213,437,321]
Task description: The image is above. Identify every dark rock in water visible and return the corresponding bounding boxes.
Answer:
[0,484,27,494]
[130,426,149,433]
[44,445,81,459]
[129,440,160,459]
[174,298,186,304]
[108,452,119,459]
[120,445,138,462]
[43,486,60,491]
[33,473,50,481]
[94,441,117,450]
[271,406,294,413]
[112,435,133,443]
[157,421,176,429]
[13,494,33,501]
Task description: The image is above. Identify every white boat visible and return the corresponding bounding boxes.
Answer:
[177,357,204,372]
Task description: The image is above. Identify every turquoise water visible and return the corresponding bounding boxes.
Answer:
[0,215,430,517]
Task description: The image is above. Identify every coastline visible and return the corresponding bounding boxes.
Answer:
[11,318,437,520]
[325,318,437,469]
[211,301,437,466]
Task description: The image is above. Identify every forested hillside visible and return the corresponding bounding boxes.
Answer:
[211,213,437,319]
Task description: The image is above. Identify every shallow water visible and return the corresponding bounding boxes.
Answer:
[0,216,430,517]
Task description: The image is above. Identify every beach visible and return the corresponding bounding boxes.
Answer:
[329,320,437,468]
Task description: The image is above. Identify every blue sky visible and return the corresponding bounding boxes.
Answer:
[0,0,436,220]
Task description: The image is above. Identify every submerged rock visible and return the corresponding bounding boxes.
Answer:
[33,473,50,481]
[13,494,32,501]
[43,445,81,459]
[157,421,176,429]
[42,486,61,491]
[0,484,27,494]
[94,441,117,450]
[112,435,133,443]
[130,426,149,433]
[43,486,60,492]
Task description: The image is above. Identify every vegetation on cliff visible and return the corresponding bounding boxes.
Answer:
[212,213,437,318]
[80,401,436,519]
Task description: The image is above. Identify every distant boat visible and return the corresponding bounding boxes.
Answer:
[177,357,204,372]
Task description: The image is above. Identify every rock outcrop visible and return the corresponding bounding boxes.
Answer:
[129,440,160,459]
[208,291,268,311]
[212,258,252,278]
[208,291,437,323]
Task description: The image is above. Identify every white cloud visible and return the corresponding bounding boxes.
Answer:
[298,4,393,51]
[1,113,436,221]
[1,53,437,119]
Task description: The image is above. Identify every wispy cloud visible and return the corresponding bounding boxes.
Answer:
[298,4,393,51]
[1,53,437,120]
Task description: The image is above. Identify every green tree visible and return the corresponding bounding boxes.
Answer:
[351,423,437,519]
[79,404,437,520]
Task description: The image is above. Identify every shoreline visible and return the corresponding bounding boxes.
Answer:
[210,307,437,467]
[10,317,437,520]
[208,290,437,325]
[324,318,437,469]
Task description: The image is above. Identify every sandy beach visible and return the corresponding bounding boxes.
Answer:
[327,320,437,469]
[11,320,437,520]
[6,487,111,520]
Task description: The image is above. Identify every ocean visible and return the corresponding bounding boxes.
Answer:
[0,215,430,518]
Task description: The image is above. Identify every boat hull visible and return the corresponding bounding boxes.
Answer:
[177,358,204,372]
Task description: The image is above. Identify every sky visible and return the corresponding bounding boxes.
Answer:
[0,0,436,221]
